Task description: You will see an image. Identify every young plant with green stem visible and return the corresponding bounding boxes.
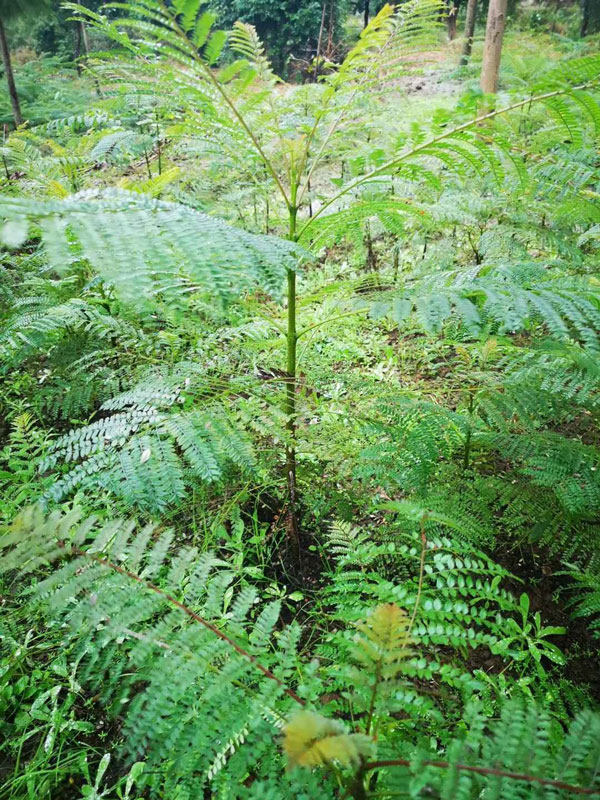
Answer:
[2,0,600,552]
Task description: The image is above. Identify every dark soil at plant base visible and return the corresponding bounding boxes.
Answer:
[239,493,326,589]
[242,491,600,705]
[493,543,600,704]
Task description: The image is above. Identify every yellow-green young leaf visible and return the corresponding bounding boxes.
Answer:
[283,711,373,769]
[352,603,413,679]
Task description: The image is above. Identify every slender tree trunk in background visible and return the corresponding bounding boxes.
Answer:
[315,3,325,79]
[326,0,334,56]
[364,0,370,28]
[0,18,22,128]
[80,21,101,97]
[74,22,82,75]
[481,0,507,94]
[580,0,590,36]
[460,0,477,65]
[81,21,91,59]
[447,1,459,40]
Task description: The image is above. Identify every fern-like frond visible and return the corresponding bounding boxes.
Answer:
[352,602,413,677]
[41,402,256,512]
[0,190,304,306]
[357,399,467,492]
[0,298,143,360]
[326,0,444,95]
[354,263,600,345]
[228,22,279,85]
[563,570,600,639]
[326,519,372,561]
[1,505,307,795]
[323,514,516,658]
[90,130,150,164]
[300,62,600,238]
[374,700,600,799]
[490,432,600,516]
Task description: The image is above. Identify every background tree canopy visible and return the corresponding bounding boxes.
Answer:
[208,0,351,73]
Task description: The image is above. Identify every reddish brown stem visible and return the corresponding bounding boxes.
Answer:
[61,542,306,707]
[362,759,600,795]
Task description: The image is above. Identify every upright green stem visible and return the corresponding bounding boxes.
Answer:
[155,108,162,176]
[463,391,475,470]
[365,661,382,737]
[286,201,299,552]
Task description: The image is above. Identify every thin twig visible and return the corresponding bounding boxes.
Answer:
[362,759,600,796]
[59,542,306,707]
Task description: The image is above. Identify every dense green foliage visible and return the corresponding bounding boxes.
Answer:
[209,0,351,74]
[1,0,600,798]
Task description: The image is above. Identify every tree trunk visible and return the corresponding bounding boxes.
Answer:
[315,3,325,79]
[326,0,335,55]
[460,0,477,65]
[447,1,459,40]
[480,0,508,94]
[364,0,370,28]
[74,22,82,75]
[581,0,590,37]
[285,266,299,554]
[80,21,101,97]
[81,21,91,59]
[0,18,22,128]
